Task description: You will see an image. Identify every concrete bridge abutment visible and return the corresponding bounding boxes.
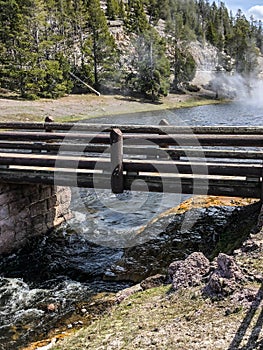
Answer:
[0,183,71,255]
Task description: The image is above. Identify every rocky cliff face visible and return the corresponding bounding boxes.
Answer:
[189,41,263,90]
[109,17,263,91]
[189,41,219,87]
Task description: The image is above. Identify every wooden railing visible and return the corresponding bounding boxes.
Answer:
[0,121,262,198]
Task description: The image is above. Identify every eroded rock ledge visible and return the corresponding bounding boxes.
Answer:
[104,196,261,283]
[116,225,263,307]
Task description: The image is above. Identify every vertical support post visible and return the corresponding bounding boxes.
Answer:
[110,128,124,194]
[158,119,170,159]
[159,118,169,126]
[44,116,54,132]
[256,168,263,229]
[44,116,54,154]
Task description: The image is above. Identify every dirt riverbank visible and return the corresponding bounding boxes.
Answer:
[22,197,263,350]
[0,91,220,122]
[24,215,263,350]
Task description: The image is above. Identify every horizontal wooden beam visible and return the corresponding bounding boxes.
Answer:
[123,159,262,177]
[0,142,262,160]
[0,122,263,135]
[124,147,263,160]
[0,131,262,147]
[1,153,262,177]
[0,123,261,197]
[0,168,260,198]
[0,141,108,153]
[168,148,263,160]
[0,153,110,170]
[0,131,110,143]
[124,175,261,198]
[124,134,263,147]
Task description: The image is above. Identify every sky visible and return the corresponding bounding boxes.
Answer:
[222,0,263,20]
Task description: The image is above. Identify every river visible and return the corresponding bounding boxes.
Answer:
[0,101,262,349]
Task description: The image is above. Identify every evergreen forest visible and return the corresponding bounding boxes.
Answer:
[0,0,262,100]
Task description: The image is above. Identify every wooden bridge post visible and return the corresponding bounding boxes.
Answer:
[43,116,54,154]
[158,119,170,160]
[110,128,124,194]
[257,169,263,229]
[44,116,54,132]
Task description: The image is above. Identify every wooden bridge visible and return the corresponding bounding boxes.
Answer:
[0,121,262,199]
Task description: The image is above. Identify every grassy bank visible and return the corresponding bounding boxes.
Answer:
[53,237,263,350]
[0,92,225,123]
[23,224,263,350]
[51,284,262,350]
[51,244,263,350]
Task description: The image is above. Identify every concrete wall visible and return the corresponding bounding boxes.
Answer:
[0,183,71,255]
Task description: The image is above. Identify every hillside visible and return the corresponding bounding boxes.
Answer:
[0,0,262,101]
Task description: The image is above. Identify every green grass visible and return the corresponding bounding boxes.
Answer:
[0,94,228,123]
[52,281,263,350]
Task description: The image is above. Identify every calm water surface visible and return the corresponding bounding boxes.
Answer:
[0,102,262,349]
[88,101,263,126]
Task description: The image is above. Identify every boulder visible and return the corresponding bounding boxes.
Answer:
[115,284,143,304]
[140,274,167,290]
[168,252,210,291]
[203,253,245,297]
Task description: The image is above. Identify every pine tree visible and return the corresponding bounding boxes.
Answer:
[126,28,170,101]
[0,0,38,97]
[118,0,126,19]
[84,0,119,89]
[206,20,219,46]
[225,10,259,74]
[144,0,160,24]
[0,0,262,99]
[165,7,196,91]
[125,0,149,34]
[197,0,210,42]
[0,0,73,98]
[106,0,120,20]
[255,20,263,53]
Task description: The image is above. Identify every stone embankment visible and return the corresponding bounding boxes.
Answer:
[0,183,71,254]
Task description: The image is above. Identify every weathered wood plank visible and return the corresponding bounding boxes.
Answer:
[123,160,262,177]
[0,142,262,160]
[123,134,263,147]
[124,175,261,198]
[123,147,263,160]
[0,153,110,170]
[0,131,110,143]
[0,123,261,197]
[0,168,260,198]
[0,131,263,147]
[0,141,108,153]
[0,152,261,177]
[0,122,263,135]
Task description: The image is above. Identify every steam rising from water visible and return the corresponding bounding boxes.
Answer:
[240,78,263,107]
[209,73,263,107]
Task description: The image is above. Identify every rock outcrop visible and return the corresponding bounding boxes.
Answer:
[203,253,245,297]
[104,198,261,283]
[168,252,210,291]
